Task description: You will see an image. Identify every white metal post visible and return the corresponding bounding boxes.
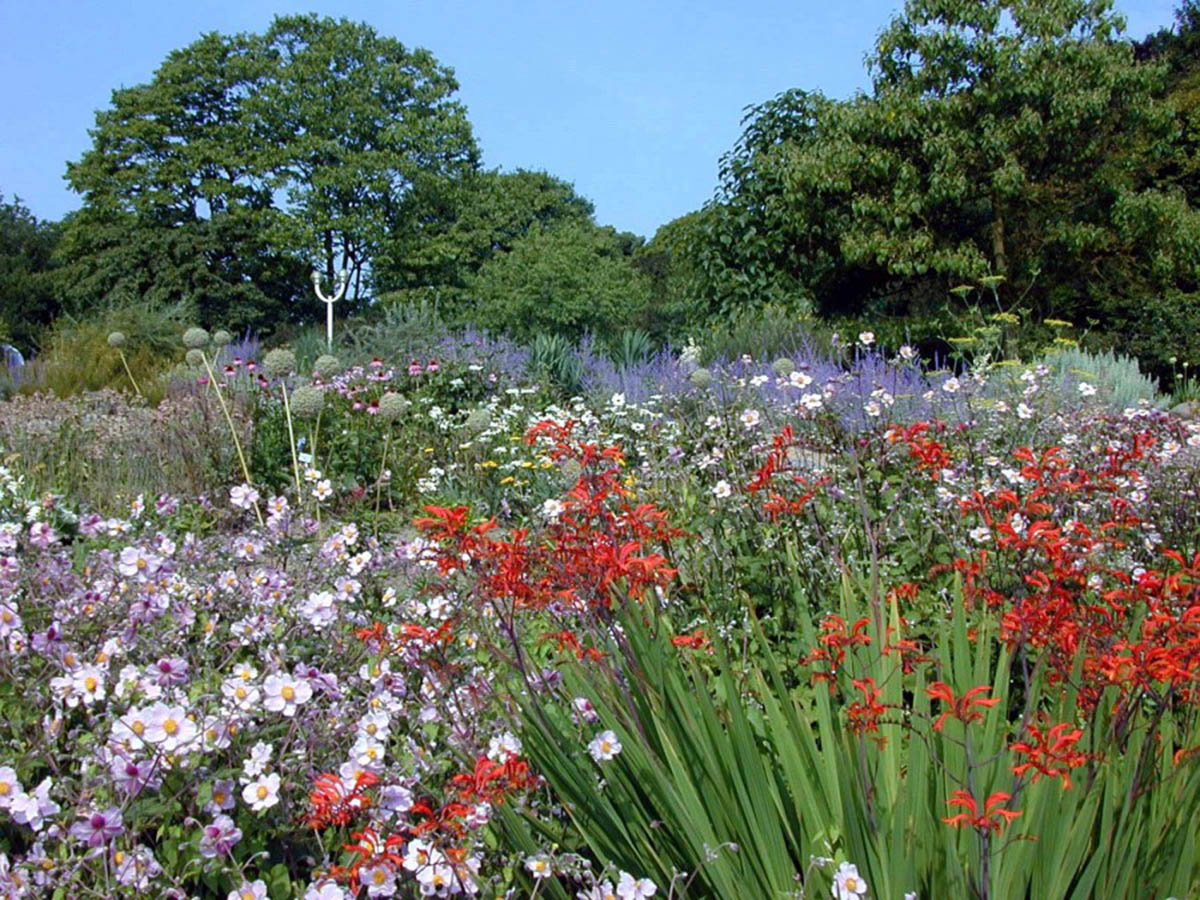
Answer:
[312,270,349,352]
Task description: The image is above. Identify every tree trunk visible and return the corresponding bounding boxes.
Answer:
[990,195,1008,277]
[324,230,335,284]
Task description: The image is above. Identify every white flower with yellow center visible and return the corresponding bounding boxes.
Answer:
[832,861,868,900]
[241,773,280,812]
[589,729,622,762]
[262,674,312,717]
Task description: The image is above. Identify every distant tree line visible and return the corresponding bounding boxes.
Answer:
[5,2,1200,376]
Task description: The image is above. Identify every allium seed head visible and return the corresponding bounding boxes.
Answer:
[464,406,491,433]
[312,354,341,379]
[378,392,410,422]
[263,348,297,379]
[290,385,325,419]
[182,327,210,350]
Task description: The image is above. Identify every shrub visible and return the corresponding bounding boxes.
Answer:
[28,300,195,402]
[529,333,585,395]
[1036,345,1166,410]
[466,222,653,342]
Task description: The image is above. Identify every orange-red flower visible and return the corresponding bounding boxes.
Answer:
[1011,721,1088,790]
[926,682,1001,731]
[943,790,1022,833]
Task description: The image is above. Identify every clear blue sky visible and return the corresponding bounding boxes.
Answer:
[0,0,1181,239]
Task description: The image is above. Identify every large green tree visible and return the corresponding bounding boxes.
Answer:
[0,193,61,351]
[373,168,595,310]
[466,221,652,342]
[695,0,1200,369]
[61,15,478,328]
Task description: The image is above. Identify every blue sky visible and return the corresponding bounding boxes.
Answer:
[0,0,1181,239]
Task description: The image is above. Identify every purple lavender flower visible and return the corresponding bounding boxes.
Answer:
[69,807,124,847]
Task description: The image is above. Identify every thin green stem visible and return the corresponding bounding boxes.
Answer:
[117,350,143,399]
[374,429,391,538]
[281,383,303,498]
[199,353,264,527]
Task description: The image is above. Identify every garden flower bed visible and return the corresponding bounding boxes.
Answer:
[0,335,1197,898]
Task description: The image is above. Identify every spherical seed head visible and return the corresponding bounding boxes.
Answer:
[182,327,210,350]
[689,367,713,387]
[313,354,341,379]
[464,406,491,433]
[559,457,583,487]
[378,392,410,422]
[290,385,325,418]
[185,349,205,368]
[771,357,795,376]
[107,331,127,349]
[263,348,297,379]
[212,329,233,346]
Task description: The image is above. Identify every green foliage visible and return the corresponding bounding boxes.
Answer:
[60,14,479,327]
[0,192,61,352]
[1037,345,1167,410]
[694,303,824,365]
[376,168,595,311]
[528,333,585,395]
[608,329,654,370]
[513,585,1200,900]
[633,211,713,337]
[690,0,1200,372]
[53,205,309,334]
[341,300,449,363]
[31,300,195,402]
[466,222,653,342]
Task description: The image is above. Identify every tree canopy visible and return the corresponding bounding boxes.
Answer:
[466,220,652,342]
[61,14,479,328]
[0,193,61,351]
[691,0,1200,370]
[374,168,596,307]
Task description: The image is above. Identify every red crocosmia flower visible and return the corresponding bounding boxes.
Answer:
[306,771,378,829]
[803,616,872,685]
[671,629,710,651]
[943,790,1022,833]
[449,754,538,804]
[335,828,406,887]
[846,677,887,740]
[926,682,1001,730]
[1010,721,1089,790]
